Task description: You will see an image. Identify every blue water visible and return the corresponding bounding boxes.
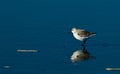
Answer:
[0,0,120,74]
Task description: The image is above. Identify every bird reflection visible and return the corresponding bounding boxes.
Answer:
[71,45,95,63]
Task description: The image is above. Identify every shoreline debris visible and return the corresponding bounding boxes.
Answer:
[3,65,11,69]
[106,68,120,71]
[17,49,39,53]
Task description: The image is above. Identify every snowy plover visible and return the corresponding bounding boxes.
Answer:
[71,28,96,44]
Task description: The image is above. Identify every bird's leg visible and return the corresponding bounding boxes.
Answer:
[82,44,86,50]
[83,39,87,45]
[82,45,89,54]
[81,39,87,50]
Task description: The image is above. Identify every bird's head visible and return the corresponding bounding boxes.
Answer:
[71,28,77,33]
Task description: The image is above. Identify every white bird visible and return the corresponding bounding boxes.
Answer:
[71,28,96,44]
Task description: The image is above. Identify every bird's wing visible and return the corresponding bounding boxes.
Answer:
[77,30,90,37]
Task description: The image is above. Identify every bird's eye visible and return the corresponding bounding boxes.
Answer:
[76,55,80,58]
[77,33,80,35]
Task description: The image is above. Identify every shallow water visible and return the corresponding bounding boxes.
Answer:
[0,0,120,74]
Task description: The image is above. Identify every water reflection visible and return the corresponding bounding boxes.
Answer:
[71,45,95,63]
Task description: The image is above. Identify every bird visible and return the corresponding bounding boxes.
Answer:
[71,28,96,45]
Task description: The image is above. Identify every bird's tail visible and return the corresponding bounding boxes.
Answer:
[89,32,96,37]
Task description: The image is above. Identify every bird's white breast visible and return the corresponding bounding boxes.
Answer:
[73,33,87,41]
